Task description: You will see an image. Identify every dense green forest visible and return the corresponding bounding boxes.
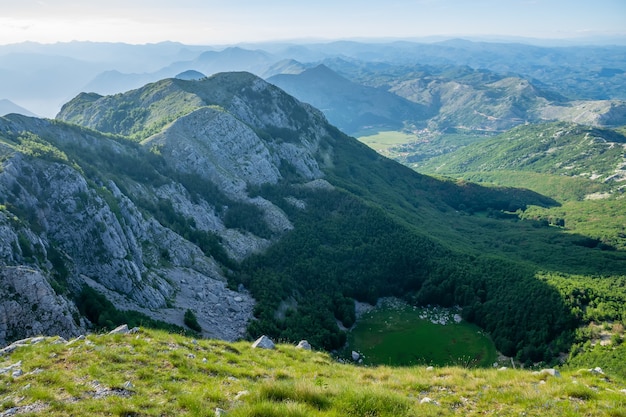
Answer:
[235,184,580,364]
[231,127,626,367]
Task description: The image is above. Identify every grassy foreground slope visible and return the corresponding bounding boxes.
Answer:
[1,329,625,417]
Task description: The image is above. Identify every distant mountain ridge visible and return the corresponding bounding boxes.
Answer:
[269,62,626,134]
[0,99,37,117]
[268,64,430,133]
[2,39,625,118]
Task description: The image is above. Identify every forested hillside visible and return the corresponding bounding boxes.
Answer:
[394,121,626,375]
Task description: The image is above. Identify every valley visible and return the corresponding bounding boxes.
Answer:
[0,38,625,410]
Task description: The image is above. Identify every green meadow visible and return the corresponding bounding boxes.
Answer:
[345,303,498,368]
[356,130,418,151]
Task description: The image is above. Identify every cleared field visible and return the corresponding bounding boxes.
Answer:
[346,304,498,367]
[356,130,418,151]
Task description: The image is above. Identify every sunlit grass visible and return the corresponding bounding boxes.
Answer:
[345,303,497,367]
[0,328,624,416]
[356,130,418,151]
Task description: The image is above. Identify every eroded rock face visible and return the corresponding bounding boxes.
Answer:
[0,267,81,346]
[0,126,254,343]
[146,107,282,196]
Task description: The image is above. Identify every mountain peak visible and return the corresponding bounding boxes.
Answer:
[0,99,38,117]
[174,69,206,80]
[301,64,347,81]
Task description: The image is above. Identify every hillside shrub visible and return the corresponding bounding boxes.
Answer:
[184,309,202,332]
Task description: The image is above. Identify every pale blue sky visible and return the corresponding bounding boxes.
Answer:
[1,0,625,45]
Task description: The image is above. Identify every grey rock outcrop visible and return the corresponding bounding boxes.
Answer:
[108,324,130,335]
[251,335,275,349]
[0,116,254,344]
[0,267,81,346]
[296,340,311,350]
[539,369,561,378]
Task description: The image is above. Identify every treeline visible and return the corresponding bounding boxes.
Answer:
[235,186,576,363]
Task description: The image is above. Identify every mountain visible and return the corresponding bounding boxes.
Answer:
[261,58,308,78]
[265,59,626,136]
[392,75,555,131]
[282,40,626,101]
[0,99,37,117]
[321,61,626,131]
[0,42,209,116]
[268,64,430,134]
[4,39,626,121]
[413,122,626,253]
[82,47,278,97]
[2,73,625,367]
[175,70,206,80]
[419,122,626,184]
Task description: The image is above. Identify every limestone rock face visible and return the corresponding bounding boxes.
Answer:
[0,117,257,344]
[145,107,283,197]
[0,267,81,346]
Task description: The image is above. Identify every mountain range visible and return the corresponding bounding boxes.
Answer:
[1,71,625,375]
[268,64,430,133]
[0,99,37,117]
[2,39,625,120]
[270,62,626,134]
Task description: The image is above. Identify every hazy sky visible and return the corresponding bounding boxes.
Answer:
[1,0,625,45]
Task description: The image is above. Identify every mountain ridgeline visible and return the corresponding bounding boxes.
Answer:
[1,73,624,366]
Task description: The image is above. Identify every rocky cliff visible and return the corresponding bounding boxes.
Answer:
[0,73,338,345]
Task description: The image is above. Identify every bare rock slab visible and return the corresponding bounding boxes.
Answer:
[251,335,275,349]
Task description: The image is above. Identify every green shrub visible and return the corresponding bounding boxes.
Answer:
[184,309,202,332]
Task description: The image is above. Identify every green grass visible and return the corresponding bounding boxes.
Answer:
[1,328,625,416]
[356,130,418,151]
[345,303,497,367]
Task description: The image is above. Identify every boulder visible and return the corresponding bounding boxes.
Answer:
[540,369,561,378]
[296,340,311,350]
[351,351,360,361]
[251,335,275,349]
[589,367,604,375]
[0,361,22,375]
[109,324,130,335]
